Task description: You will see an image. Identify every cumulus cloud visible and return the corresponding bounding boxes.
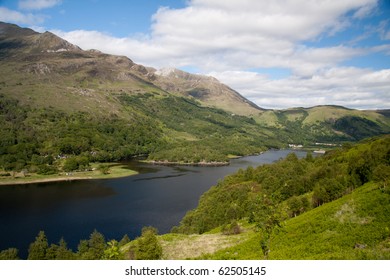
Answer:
[6,0,390,109]
[0,7,45,25]
[0,0,61,26]
[210,68,390,109]
[18,0,62,10]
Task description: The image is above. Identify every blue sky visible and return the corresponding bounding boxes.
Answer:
[0,0,187,35]
[1,0,389,109]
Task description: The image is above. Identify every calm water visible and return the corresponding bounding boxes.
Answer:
[0,150,307,257]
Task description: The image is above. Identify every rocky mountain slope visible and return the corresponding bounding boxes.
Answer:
[150,67,263,115]
[0,22,260,117]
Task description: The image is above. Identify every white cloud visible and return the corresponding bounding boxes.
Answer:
[29,0,390,109]
[210,68,390,109]
[0,0,61,26]
[0,7,45,25]
[19,0,62,10]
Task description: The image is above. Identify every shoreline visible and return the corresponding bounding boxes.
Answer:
[0,151,272,185]
[0,164,138,186]
[0,176,97,186]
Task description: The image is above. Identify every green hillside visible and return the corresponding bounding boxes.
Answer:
[165,136,390,259]
[0,22,282,179]
[256,106,390,143]
[194,182,390,260]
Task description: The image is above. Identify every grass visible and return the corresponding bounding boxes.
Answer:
[159,230,252,260]
[0,163,138,185]
[269,182,390,259]
[145,182,390,260]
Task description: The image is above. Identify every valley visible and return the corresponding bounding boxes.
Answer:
[0,22,389,260]
[1,22,389,183]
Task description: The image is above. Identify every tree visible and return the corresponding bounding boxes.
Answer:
[56,238,74,259]
[305,151,313,162]
[88,229,106,259]
[46,238,74,260]
[252,195,282,259]
[76,239,89,259]
[77,229,106,259]
[373,164,390,193]
[287,196,302,217]
[63,157,79,172]
[103,240,123,260]
[28,231,49,260]
[135,227,162,260]
[0,248,19,260]
[119,234,131,247]
[222,220,241,235]
[98,164,110,175]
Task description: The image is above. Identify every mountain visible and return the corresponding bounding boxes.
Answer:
[0,21,389,175]
[150,67,263,115]
[0,22,260,117]
[0,21,282,175]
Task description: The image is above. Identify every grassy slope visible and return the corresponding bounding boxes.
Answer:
[153,182,390,260]
[141,136,390,260]
[255,106,390,143]
[0,50,282,164]
[269,182,390,260]
[159,231,252,260]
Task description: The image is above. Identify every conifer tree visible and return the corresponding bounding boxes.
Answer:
[0,248,19,260]
[135,227,162,260]
[28,231,49,260]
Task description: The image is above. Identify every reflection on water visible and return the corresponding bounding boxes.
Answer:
[134,173,186,181]
[0,181,115,211]
[0,149,307,258]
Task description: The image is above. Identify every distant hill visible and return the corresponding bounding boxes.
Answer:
[257,105,390,142]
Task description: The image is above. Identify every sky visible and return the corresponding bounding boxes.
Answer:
[0,0,389,110]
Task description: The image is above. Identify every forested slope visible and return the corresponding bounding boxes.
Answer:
[170,136,390,259]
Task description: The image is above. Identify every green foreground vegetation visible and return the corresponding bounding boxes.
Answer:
[1,136,389,259]
[171,135,390,259]
[0,227,162,260]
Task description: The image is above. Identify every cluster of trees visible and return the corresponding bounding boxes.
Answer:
[0,227,163,260]
[272,109,389,143]
[333,116,386,140]
[3,90,386,174]
[119,93,280,163]
[175,136,390,236]
[0,93,283,174]
[0,94,164,173]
